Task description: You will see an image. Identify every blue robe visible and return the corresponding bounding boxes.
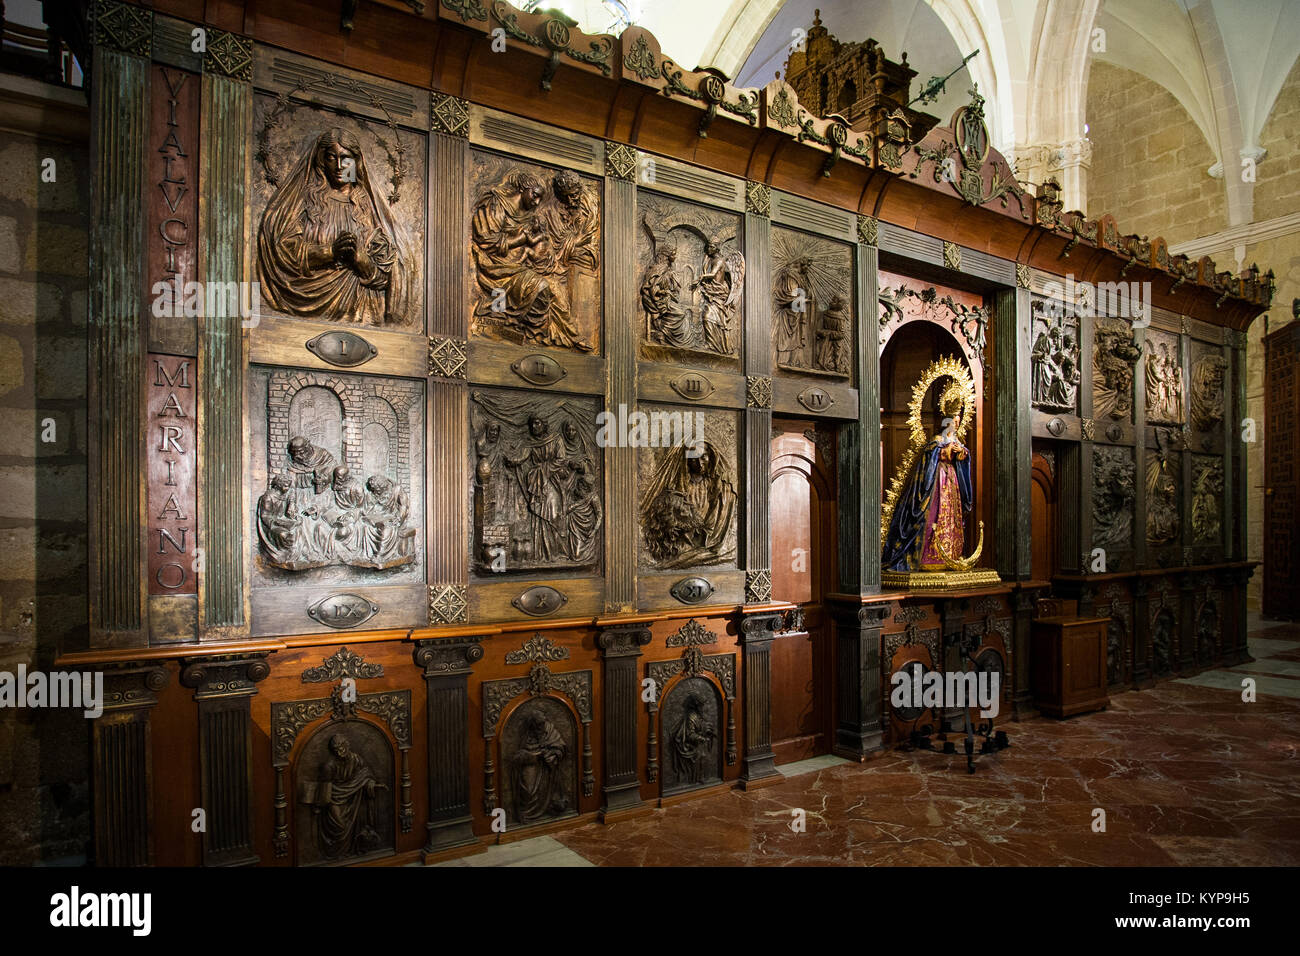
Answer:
[881,437,973,572]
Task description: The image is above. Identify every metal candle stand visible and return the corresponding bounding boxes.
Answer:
[905,629,1010,773]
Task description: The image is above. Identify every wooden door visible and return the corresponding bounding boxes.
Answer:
[1264,321,1300,618]
[768,421,837,764]
[1030,444,1058,583]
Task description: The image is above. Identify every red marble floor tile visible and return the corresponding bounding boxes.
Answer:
[547,678,1300,866]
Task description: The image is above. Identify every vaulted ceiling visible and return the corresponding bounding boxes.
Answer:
[542,0,1299,227]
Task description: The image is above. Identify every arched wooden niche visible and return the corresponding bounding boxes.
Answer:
[879,314,985,558]
[294,720,395,866]
[884,607,941,741]
[501,696,578,827]
[269,687,413,867]
[659,676,724,795]
[481,663,594,830]
[646,634,736,798]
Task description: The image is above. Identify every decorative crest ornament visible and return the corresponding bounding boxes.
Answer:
[910,86,1027,217]
[505,633,571,665]
[624,32,659,81]
[490,1,614,91]
[660,62,759,137]
[302,647,384,682]
[666,618,718,648]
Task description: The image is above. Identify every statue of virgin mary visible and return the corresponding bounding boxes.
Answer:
[882,381,973,572]
[880,358,996,587]
[257,127,413,326]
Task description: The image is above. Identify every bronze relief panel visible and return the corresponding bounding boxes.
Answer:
[468,150,602,354]
[1189,342,1227,435]
[1030,298,1080,414]
[1093,318,1141,423]
[252,95,426,331]
[469,387,604,576]
[771,226,855,383]
[1191,455,1224,544]
[1092,445,1136,553]
[659,676,723,795]
[1144,329,1184,426]
[637,406,740,572]
[1145,442,1181,548]
[635,190,744,368]
[249,367,425,588]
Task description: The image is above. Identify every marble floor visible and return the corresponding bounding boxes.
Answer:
[438,615,1300,867]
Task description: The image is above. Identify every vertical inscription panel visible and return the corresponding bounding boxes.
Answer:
[147,65,200,355]
[147,355,197,596]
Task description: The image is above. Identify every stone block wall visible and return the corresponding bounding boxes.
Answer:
[0,77,91,864]
[1086,61,1226,244]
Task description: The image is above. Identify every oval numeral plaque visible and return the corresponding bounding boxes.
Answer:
[512,585,568,617]
[797,386,833,412]
[669,373,716,401]
[307,593,379,629]
[511,354,567,386]
[305,331,378,368]
[670,577,715,605]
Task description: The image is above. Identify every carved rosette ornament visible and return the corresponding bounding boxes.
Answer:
[604,141,637,182]
[745,568,772,603]
[943,241,962,271]
[204,29,254,82]
[745,181,771,217]
[857,214,878,246]
[1016,264,1031,288]
[429,336,468,379]
[430,92,470,137]
[746,376,773,408]
[428,585,468,625]
[94,0,153,56]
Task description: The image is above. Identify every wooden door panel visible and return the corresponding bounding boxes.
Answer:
[768,421,835,764]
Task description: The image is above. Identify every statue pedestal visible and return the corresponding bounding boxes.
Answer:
[880,568,1002,590]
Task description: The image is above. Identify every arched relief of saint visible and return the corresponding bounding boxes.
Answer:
[257,127,416,327]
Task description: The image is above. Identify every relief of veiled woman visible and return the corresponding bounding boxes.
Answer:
[471,170,594,351]
[881,386,973,572]
[642,441,736,569]
[257,127,412,326]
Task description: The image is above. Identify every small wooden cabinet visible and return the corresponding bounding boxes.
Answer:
[1031,616,1109,717]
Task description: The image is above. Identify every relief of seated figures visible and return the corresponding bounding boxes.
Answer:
[257,435,416,571]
